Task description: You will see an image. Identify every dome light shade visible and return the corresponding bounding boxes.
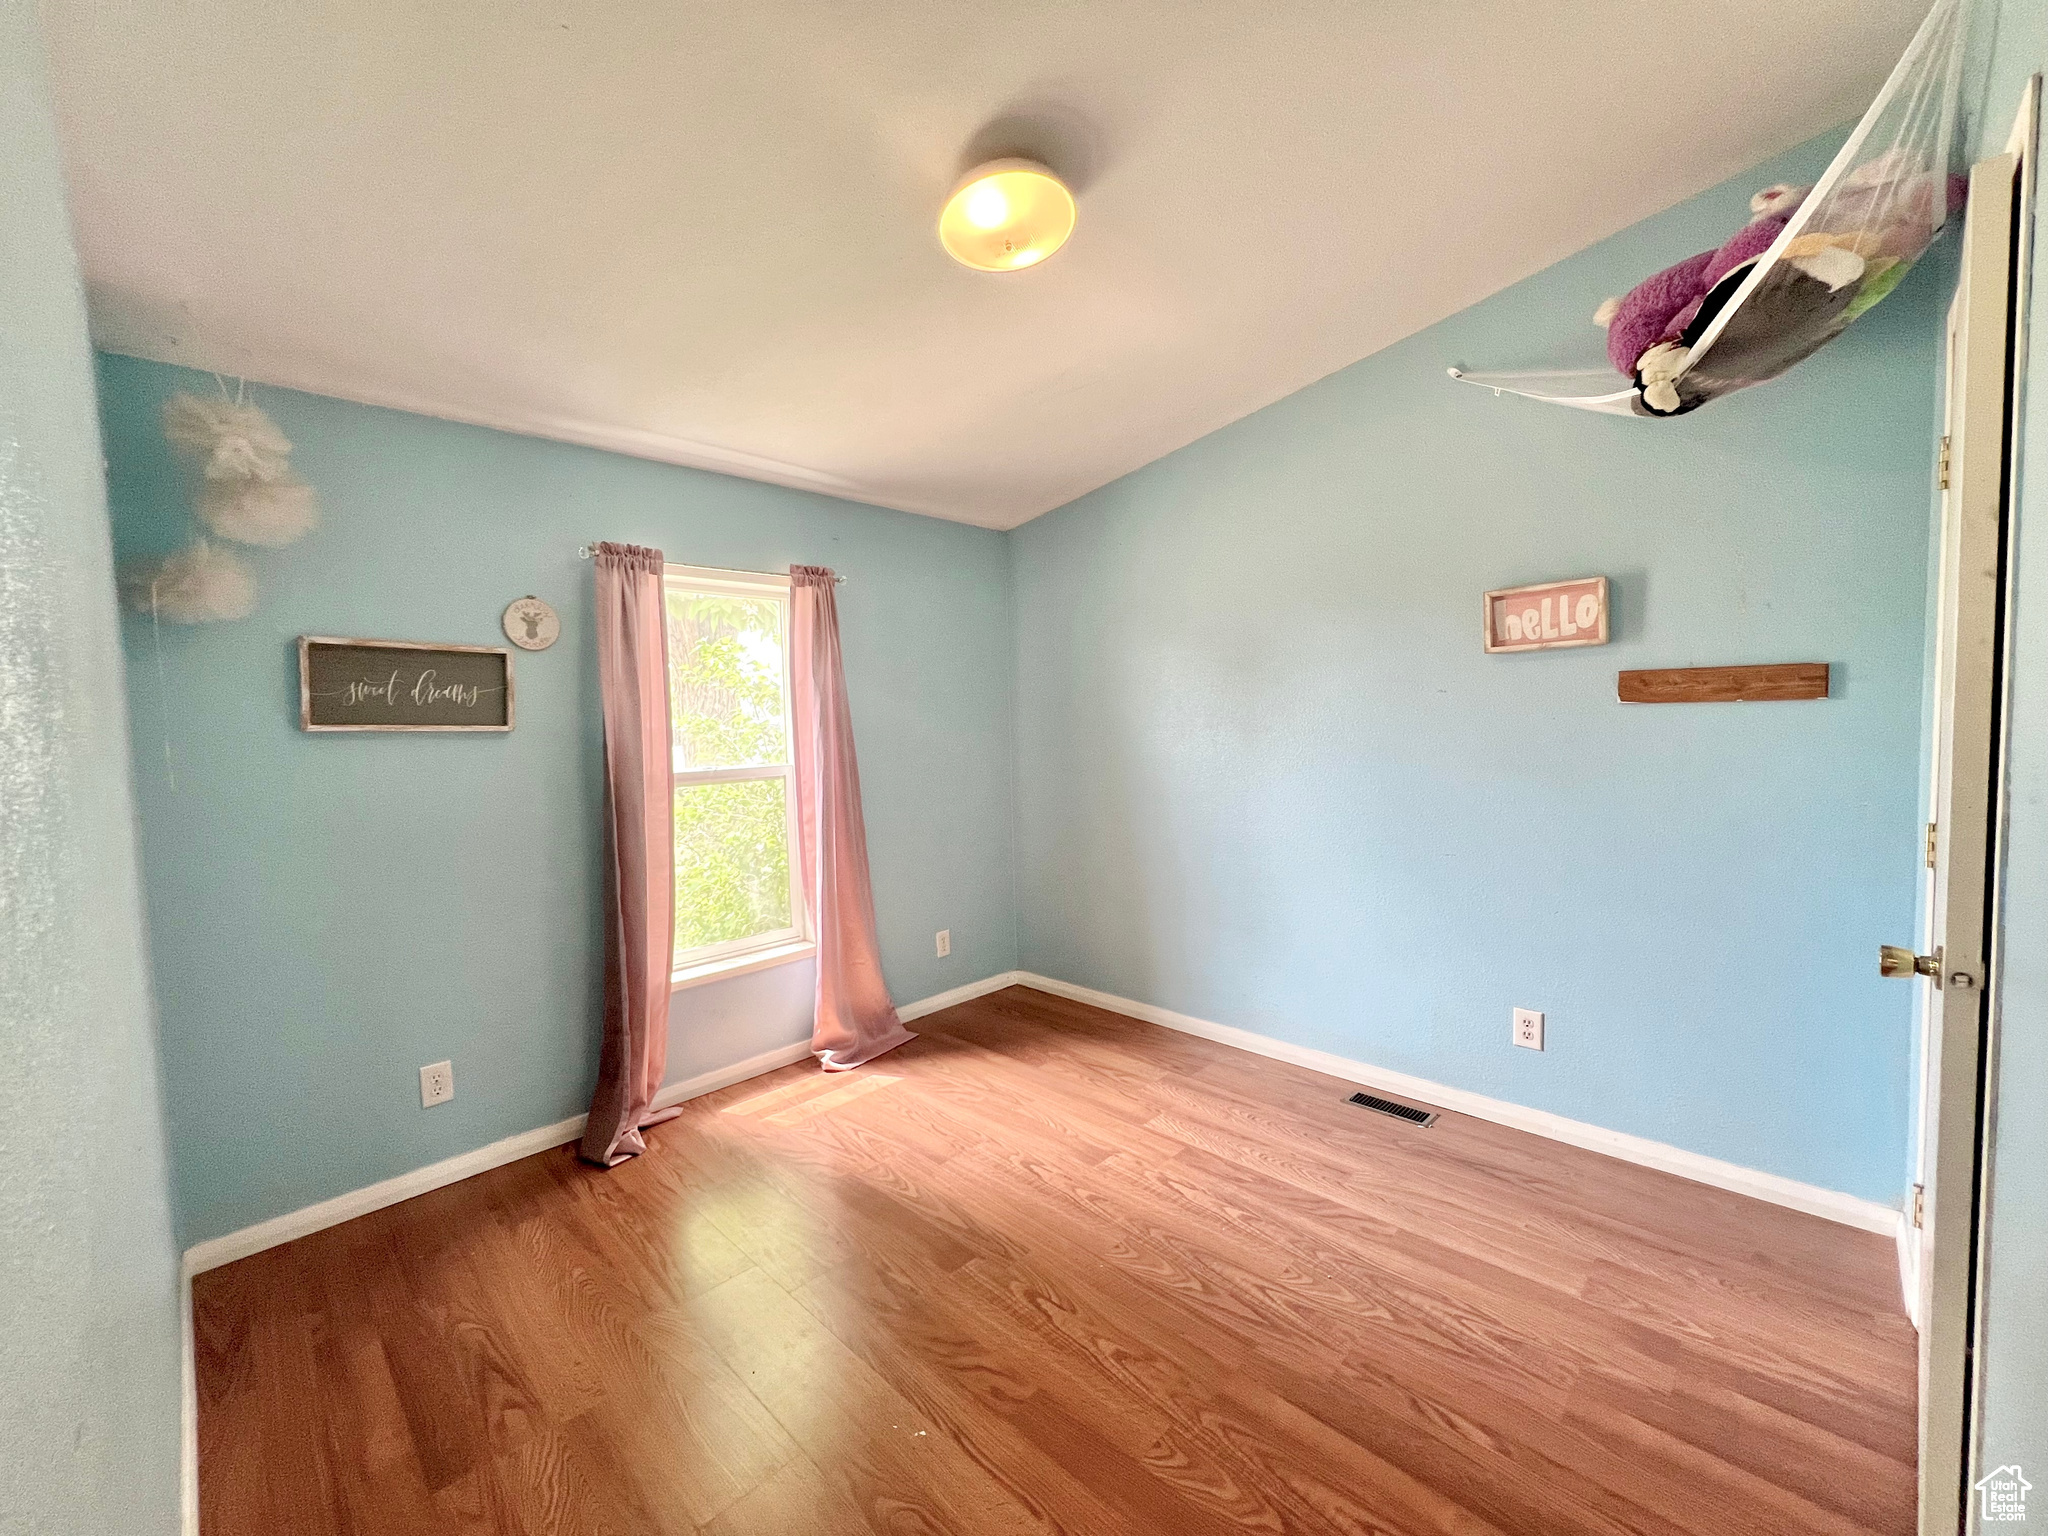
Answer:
[938,159,1075,272]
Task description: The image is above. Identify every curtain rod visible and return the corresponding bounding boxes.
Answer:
[576,546,844,583]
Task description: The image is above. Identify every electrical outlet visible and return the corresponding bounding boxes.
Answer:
[1512,1008,1544,1051]
[935,929,951,958]
[420,1060,454,1107]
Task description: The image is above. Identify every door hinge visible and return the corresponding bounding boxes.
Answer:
[1939,434,1952,490]
[1926,822,1938,869]
[1913,1183,1925,1229]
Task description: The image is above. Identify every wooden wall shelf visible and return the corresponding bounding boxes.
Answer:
[1617,663,1829,704]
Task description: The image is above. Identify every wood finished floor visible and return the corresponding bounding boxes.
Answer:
[195,985,1916,1535]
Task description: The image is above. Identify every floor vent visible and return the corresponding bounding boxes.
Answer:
[1347,1091,1438,1127]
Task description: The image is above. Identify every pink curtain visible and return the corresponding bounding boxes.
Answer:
[581,542,684,1165]
[791,566,915,1071]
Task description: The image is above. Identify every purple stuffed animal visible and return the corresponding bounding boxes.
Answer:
[1595,183,1809,413]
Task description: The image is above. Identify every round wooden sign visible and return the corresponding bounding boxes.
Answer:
[502,596,560,651]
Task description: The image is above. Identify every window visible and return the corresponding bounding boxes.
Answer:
[664,565,807,979]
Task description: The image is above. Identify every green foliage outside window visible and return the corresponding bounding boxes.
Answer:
[667,591,793,952]
[673,779,791,950]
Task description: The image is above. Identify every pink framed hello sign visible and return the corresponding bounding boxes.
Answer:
[1483,576,1609,654]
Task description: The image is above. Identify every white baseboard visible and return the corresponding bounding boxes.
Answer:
[1011,972,1902,1237]
[181,1039,806,1277]
[179,971,1018,1278]
[651,1041,819,1115]
[899,969,1025,1022]
[181,1109,581,1278]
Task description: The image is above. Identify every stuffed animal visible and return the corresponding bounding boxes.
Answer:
[1776,159,1969,323]
[1595,163,1966,414]
[1592,183,1852,414]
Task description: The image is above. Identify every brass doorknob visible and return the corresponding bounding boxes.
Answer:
[1880,944,1940,980]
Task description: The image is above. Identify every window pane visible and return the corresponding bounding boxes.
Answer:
[674,776,793,953]
[666,587,788,770]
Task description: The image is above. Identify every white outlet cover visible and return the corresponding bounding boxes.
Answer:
[936,929,951,958]
[421,1060,454,1107]
[1512,1008,1544,1051]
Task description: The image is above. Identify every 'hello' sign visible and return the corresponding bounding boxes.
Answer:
[1483,576,1609,654]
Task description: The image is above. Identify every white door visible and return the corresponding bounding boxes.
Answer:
[1895,149,2019,1536]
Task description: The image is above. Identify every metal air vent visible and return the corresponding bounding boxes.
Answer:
[1347,1091,1438,1127]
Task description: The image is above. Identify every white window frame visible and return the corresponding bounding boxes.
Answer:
[664,564,810,984]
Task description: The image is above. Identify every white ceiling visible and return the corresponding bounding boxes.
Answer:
[45,0,1922,529]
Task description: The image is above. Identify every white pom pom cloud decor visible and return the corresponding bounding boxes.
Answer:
[162,393,295,481]
[119,381,320,623]
[198,476,319,547]
[120,540,259,624]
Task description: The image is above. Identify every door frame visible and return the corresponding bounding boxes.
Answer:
[1917,79,2037,1536]
[1964,74,2040,1532]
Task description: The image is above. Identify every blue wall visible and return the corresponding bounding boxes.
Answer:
[1011,130,1942,1206]
[100,356,1017,1246]
[1967,0,2047,1490]
[0,3,182,1529]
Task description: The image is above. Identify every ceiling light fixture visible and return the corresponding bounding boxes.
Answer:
[938,159,1075,272]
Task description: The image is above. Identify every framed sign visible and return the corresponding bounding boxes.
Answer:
[1484,576,1609,653]
[299,637,514,732]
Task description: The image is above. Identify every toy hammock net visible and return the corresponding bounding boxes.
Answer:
[1449,0,1967,417]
